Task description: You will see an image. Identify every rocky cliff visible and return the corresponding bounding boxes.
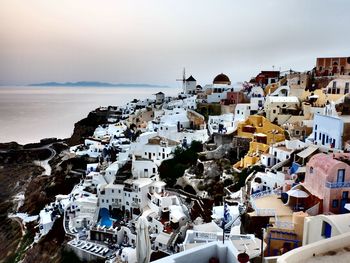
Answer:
[67,108,108,146]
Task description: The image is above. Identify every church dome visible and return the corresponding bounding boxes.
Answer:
[213,73,231,85]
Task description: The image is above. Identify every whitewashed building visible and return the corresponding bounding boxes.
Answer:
[310,112,344,150]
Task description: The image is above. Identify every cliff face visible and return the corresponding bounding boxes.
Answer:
[0,146,48,262]
[67,108,108,146]
[0,108,107,262]
[0,140,96,262]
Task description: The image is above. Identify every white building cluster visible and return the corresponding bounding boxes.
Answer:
[28,64,350,263]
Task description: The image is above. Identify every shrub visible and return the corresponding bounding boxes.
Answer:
[159,141,203,187]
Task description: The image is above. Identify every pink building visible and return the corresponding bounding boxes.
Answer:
[220,90,245,105]
[304,153,350,214]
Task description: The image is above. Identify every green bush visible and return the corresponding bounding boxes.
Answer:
[159,141,203,187]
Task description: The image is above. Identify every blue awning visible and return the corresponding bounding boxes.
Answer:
[289,162,300,174]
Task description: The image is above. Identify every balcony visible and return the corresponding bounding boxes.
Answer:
[325,181,350,188]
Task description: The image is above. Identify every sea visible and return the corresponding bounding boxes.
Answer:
[0,86,181,144]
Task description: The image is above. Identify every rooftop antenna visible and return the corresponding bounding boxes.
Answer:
[176,67,186,93]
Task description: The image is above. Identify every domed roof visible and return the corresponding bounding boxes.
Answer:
[213,73,231,85]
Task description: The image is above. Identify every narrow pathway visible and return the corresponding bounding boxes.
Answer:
[34,146,56,176]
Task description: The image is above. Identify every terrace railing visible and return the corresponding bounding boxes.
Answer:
[255,208,276,216]
[275,220,295,230]
[325,181,350,188]
[250,188,281,200]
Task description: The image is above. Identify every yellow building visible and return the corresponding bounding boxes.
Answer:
[237,115,285,144]
[234,115,285,169]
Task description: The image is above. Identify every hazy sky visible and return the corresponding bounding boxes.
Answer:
[1,0,350,86]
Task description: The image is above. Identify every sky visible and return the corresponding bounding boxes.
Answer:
[1,0,350,86]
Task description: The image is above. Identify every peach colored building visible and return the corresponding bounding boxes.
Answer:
[303,153,350,214]
[220,90,245,105]
[316,57,350,76]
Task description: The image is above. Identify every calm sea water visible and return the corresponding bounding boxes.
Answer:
[0,86,180,144]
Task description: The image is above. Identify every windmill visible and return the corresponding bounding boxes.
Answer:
[176,68,186,93]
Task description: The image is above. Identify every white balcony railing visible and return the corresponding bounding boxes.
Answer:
[325,181,350,189]
[250,188,281,200]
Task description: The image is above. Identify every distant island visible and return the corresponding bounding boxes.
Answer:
[28,81,169,88]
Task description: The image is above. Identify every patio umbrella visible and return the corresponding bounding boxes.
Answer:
[287,189,309,198]
[287,189,309,211]
[136,216,151,263]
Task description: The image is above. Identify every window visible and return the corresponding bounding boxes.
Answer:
[310,167,314,174]
[337,169,345,183]
[315,125,318,131]
[345,83,349,94]
[322,221,332,238]
[342,191,349,200]
[332,199,339,208]
[112,190,114,193]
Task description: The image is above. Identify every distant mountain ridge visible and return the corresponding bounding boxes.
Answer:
[28,81,169,88]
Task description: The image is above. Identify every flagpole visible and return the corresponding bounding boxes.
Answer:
[223,199,225,244]
[223,198,226,244]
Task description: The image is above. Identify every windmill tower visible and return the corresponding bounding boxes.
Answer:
[176,68,196,94]
[176,68,186,93]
